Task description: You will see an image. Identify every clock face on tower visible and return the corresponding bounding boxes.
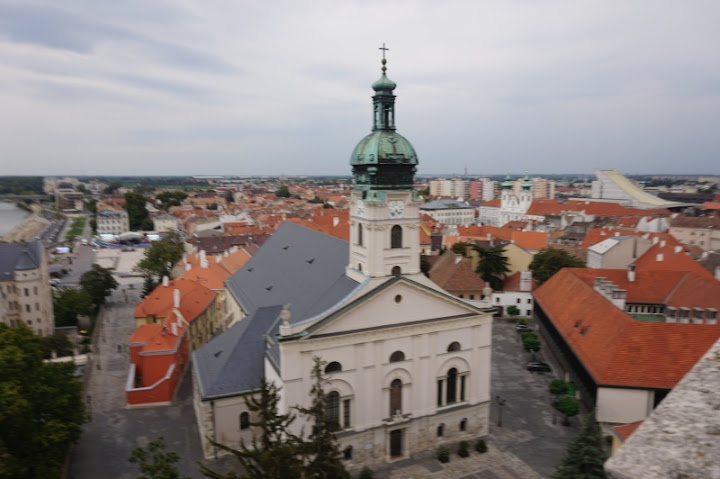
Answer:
[388,200,405,219]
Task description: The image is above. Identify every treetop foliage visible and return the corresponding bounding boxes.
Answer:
[134,231,185,282]
[0,323,86,479]
[79,263,119,308]
[552,411,608,479]
[529,248,586,285]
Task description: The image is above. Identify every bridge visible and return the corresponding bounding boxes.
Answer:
[0,194,53,201]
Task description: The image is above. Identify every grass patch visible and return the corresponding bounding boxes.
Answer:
[65,217,86,241]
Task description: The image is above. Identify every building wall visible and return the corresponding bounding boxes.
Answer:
[492,291,534,317]
[0,247,54,337]
[422,208,475,226]
[597,387,654,424]
[97,211,129,234]
[669,226,720,251]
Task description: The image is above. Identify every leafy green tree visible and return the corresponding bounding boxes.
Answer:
[295,357,349,479]
[549,379,570,397]
[275,185,290,198]
[80,264,119,308]
[0,323,86,479]
[124,192,150,230]
[39,333,74,359]
[207,203,218,210]
[473,245,510,290]
[506,305,520,317]
[53,288,94,327]
[142,276,159,299]
[451,242,473,255]
[552,411,607,479]
[200,379,305,479]
[529,248,586,285]
[156,191,188,209]
[554,397,580,426]
[308,196,324,204]
[522,332,541,352]
[128,436,190,479]
[104,181,122,194]
[86,198,97,214]
[134,232,185,282]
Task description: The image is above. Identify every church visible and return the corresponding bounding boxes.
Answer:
[192,53,495,468]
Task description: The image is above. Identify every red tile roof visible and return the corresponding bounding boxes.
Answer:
[429,253,487,293]
[613,421,643,441]
[534,268,720,389]
[633,242,715,280]
[527,199,670,218]
[135,278,217,323]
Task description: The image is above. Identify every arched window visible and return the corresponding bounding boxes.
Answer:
[343,446,353,460]
[391,225,402,249]
[447,341,461,352]
[358,223,363,247]
[437,423,445,437]
[239,412,250,430]
[327,391,340,430]
[390,379,402,416]
[325,361,342,374]
[389,351,405,363]
[446,368,458,404]
[392,266,401,276]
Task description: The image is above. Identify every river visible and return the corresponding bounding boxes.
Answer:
[0,201,31,237]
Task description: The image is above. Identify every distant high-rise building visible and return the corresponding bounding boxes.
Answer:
[470,178,497,201]
[429,177,470,199]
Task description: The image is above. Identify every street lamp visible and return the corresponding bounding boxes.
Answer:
[496,395,507,427]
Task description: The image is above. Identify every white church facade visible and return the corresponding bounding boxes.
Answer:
[192,54,495,468]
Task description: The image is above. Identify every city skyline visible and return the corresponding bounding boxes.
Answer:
[1,1,720,176]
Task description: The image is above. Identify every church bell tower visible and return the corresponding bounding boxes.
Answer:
[347,45,422,281]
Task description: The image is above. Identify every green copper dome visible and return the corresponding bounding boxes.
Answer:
[351,52,418,191]
[501,174,514,190]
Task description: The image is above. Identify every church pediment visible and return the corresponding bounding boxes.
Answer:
[292,276,490,339]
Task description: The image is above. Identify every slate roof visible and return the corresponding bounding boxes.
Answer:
[421,199,472,210]
[225,221,359,324]
[0,240,42,279]
[193,305,283,399]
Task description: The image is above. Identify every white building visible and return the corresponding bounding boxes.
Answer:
[96,208,129,235]
[192,59,494,468]
[420,199,475,226]
[152,214,179,233]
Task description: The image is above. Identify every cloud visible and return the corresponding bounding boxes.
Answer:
[0,0,719,175]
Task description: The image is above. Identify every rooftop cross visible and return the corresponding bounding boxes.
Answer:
[379,43,389,74]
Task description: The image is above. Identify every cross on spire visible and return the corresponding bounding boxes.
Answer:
[379,43,389,74]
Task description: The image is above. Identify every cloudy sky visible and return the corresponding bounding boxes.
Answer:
[1,0,719,177]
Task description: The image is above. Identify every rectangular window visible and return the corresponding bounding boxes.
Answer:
[25,288,29,297]
[343,399,351,428]
[437,379,443,407]
[460,376,466,401]
[34,287,38,295]
[26,304,31,313]
[527,298,532,304]
[516,298,521,304]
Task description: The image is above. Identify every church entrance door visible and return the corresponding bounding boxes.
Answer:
[389,429,403,458]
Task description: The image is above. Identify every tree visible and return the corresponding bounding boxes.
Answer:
[506,305,520,317]
[200,379,305,479]
[552,411,607,479]
[86,198,97,214]
[553,397,580,426]
[0,323,86,478]
[549,379,570,397]
[80,264,119,308]
[275,185,290,198]
[451,242,473,255]
[473,245,510,290]
[308,196,324,204]
[529,248,586,285]
[156,191,188,209]
[207,203,218,210]
[40,333,74,359]
[128,436,190,479]
[295,357,349,479]
[521,332,541,353]
[134,232,185,282]
[124,192,151,231]
[53,288,94,327]
[103,181,122,195]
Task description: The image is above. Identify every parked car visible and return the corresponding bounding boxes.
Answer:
[516,324,533,333]
[526,361,552,372]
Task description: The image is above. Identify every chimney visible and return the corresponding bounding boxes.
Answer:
[627,264,635,283]
[614,232,620,237]
[279,304,292,336]
[216,255,222,263]
[162,276,169,287]
[201,259,209,269]
[454,254,463,264]
[173,289,180,308]
[333,217,339,227]
[653,236,659,244]
[660,240,666,248]
[185,263,192,271]
[656,253,664,262]
[171,322,178,336]
[715,266,720,282]
[674,245,682,254]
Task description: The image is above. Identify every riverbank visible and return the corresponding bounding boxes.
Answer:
[1,204,50,242]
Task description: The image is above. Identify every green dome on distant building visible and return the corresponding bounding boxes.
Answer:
[351,52,418,191]
[501,173,514,190]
